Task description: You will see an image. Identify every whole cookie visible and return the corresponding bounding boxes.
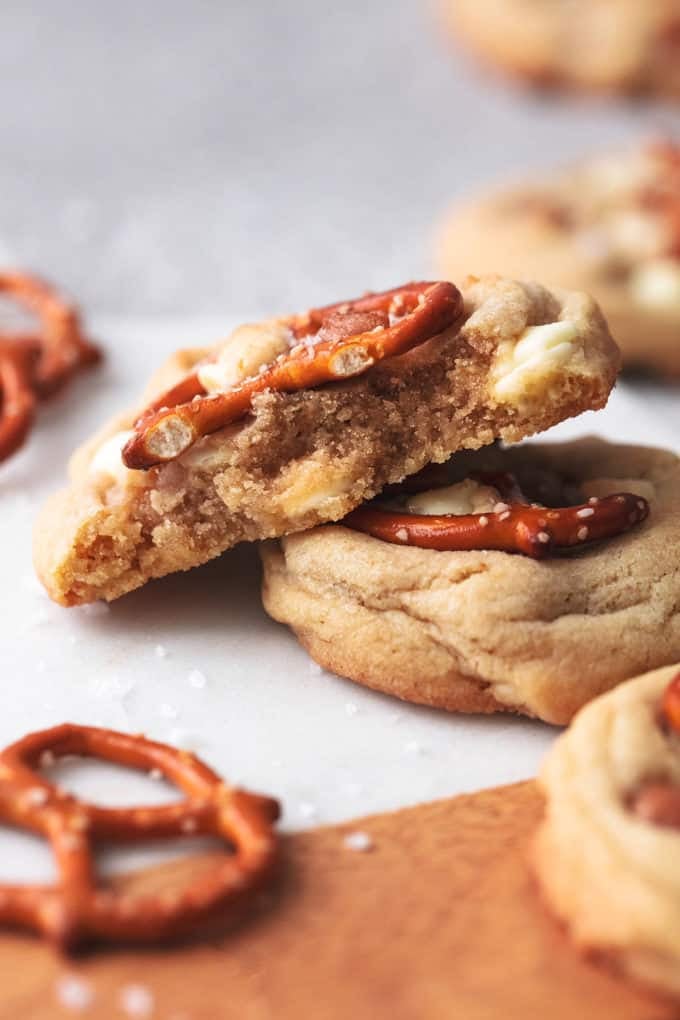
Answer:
[34,277,618,605]
[437,143,680,377]
[443,0,680,98]
[261,439,680,725]
[535,664,680,997]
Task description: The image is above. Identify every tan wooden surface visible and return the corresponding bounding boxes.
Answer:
[0,781,674,1019]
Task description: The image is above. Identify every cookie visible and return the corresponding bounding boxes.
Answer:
[261,439,680,724]
[437,142,680,377]
[534,664,680,997]
[34,277,618,606]
[443,0,680,98]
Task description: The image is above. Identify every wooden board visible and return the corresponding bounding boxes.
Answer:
[0,781,674,1019]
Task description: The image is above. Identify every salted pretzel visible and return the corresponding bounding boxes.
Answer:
[0,272,100,462]
[122,281,463,470]
[627,672,680,829]
[344,471,649,559]
[0,723,279,950]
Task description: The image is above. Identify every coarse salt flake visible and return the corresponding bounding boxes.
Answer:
[188,669,207,689]
[343,830,374,852]
[119,983,155,1018]
[55,973,94,1012]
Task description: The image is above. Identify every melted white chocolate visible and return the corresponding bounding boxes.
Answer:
[491,320,580,402]
[197,321,291,392]
[89,430,138,484]
[405,478,499,516]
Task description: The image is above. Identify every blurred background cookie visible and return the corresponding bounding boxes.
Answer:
[436,141,680,377]
[443,0,680,98]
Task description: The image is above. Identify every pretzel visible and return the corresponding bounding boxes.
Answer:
[0,337,39,462]
[0,272,100,463]
[0,723,279,950]
[122,281,463,469]
[344,491,649,558]
[642,141,680,258]
[662,671,680,734]
[628,672,680,828]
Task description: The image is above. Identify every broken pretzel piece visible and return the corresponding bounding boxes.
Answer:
[122,281,462,469]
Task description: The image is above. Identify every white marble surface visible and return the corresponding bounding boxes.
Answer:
[1,316,678,882]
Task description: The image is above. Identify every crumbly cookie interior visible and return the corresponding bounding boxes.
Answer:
[34,277,618,605]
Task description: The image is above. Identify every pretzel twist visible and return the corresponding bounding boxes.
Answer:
[344,491,649,558]
[0,724,279,950]
[122,281,463,469]
[629,672,680,828]
[0,272,100,463]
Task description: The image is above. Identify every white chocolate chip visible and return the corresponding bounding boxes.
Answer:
[197,321,291,392]
[491,320,580,403]
[89,430,138,484]
[406,479,499,517]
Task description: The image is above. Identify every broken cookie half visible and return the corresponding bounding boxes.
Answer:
[35,277,618,606]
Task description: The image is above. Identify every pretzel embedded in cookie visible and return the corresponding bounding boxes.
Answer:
[0,272,100,463]
[0,723,279,950]
[629,672,680,828]
[122,281,463,469]
[344,486,649,559]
